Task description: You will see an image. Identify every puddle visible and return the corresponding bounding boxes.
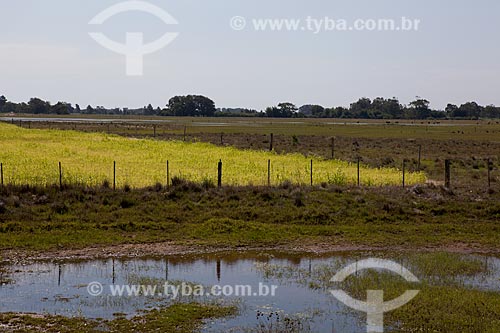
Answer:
[0,252,499,332]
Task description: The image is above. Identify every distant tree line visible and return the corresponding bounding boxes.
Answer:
[295,98,500,120]
[1,94,500,119]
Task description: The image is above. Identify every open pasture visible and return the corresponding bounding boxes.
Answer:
[0,123,425,188]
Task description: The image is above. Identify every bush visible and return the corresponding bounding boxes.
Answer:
[102,179,110,189]
[201,178,216,190]
[120,198,135,209]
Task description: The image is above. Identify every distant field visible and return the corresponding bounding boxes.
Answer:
[3,115,500,140]
[3,116,499,190]
[0,123,425,187]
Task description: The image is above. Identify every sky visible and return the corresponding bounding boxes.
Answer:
[0,0,499,110]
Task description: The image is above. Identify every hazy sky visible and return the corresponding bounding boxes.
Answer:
[1,0,499,110]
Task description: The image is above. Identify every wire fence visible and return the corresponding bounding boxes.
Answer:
[1,120,498,191]
[0,158,496,191]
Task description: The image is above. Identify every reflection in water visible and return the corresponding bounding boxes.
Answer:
[0,251,498,332]
[217,260,221,282]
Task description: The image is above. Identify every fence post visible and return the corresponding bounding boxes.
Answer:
[357,157,361,186]
[59,162,63,189]
[445,159,451,189]
[113,161,116,191]
[183,126,187,141]
[220,133,223,145]
[417,145,422,171]
[267,159,271,187]
[331,137,335,159]
[0,163,3,187]
[487,158,492,189]
[310,160,313,186]
[269,133,274,151]
[166,160,170,188]
[153,125,157,138]
[217,160,222,188]
[402,159,406,188]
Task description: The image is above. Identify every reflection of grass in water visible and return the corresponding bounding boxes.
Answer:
[256,252,500,332]
[0,256,12,285]
[230,308,320,333]
[254,310,311,333]
[395,252,489,284]
[258,253,489,287]
[79,295,147,309]
[0,271,12,285]
[125,274,165,290]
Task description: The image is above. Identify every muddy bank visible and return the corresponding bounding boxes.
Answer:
[3,241,499,265]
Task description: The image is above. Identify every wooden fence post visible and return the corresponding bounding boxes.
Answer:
[487,158,492,189]
[166,160,170,188]
[217,160,222,188]
[418,145,422,171]
[310,160,313,186]
[402,159,406,188]
[357,157,361,186]
[445,159,451,189]
[331,137,335,159]
[153,125,157,138]
[267,159,271,187]
[220,133,223,145]
[59,162,63,189]
[269,133,274,152]
[0,163,3,187]
[183,126,187,141]
[113,161,116,191]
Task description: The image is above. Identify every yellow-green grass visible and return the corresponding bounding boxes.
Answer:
[0,123,425,188]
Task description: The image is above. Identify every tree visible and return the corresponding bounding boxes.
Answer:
[16,102,30,113]
[310,105,325,117]
[445,104,459,117]
[408,98,431,119]
[299,104,324,117]
[28,98,51,114]
[265,102,298,118]
[277,103,298,116]
[192,96,216,117]
[0,95,6,112]
[459,102,482,119]
[2,102,16,114]
[482,105,500,119]
[145,104,156,115]
[371,97,403,119]
[166,95,216,117]
[85,105,95,114]
[51,102,71,115]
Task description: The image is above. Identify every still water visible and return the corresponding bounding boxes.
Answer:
[0,251,499,332]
